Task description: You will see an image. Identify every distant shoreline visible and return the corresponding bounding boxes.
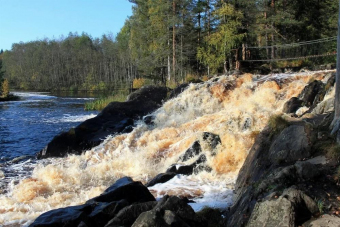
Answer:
[0,93,20,102]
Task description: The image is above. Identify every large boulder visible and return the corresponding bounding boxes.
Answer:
[282,97,304,114]
[247,188,318,227]
[298,80,325,107]
[302,214,340,227]
[87,177,155,204]
[38,86,168,158]
[268,125,313,164]
[29,177,155,227]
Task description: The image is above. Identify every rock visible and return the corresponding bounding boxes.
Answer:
[163,210,190,227]
[282,187,319,220]
[131,196,202,227]
[196,208,224,227]
[146,173,176,187]
[202,132,221,152]
[269,125,312,164]
[311,97,334,115]
[152,196,204,227]
[283,97,304,114]
[29,204,94,227]
[247,187,318,227]
[30,177,156,227]
[132,210,170,227]
[38,86,168,159]
[148,155,210,187]
[177,155,210,175]
[299,80,325,107]
[302,214,340,227]
[169,83,189,99]
[104,201,157,227]
[294,161,320,180]
[247,196,295,227]
[143,115,155,126]
[257,165,297,193]
[85,200,129,227]
[87,177,155,204]
[179,141,202,162]
[324,72,335,91]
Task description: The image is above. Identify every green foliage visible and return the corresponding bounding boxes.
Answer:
[268,114,289,135]
[197,3,244,74]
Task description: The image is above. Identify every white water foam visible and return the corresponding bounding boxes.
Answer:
[43,114,97,123]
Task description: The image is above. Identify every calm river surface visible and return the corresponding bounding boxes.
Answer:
[0,92,98,163]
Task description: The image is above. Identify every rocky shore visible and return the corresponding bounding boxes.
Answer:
[30,72,340,226]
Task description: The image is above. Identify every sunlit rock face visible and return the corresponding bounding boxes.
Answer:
[0,70,334,226]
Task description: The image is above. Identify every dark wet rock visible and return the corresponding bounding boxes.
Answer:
[294,161,320,180]
[268,125,312,164]
[283,97,304,114]
[132,209,170,227]
[169,83,189,99]
[30,177,156,227]
[146,173,176,187]
[302,214,340,227]
[38,86,168,159]
[148,155,210,187]
[299,80,325,107]
[143,115,155,126]
[202,132,221,152]
[130,196,205,227]
[85,200,129,227]
[29,204,94,227]
[166,165,177,173]
[150,195,205,227]
[196,208,224,227]
[179,141,202,162]
[87,177,155,204]
[104,201,157,227]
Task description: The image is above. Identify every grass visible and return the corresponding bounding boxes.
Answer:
[317,200,324,214]
[84,93,127,111]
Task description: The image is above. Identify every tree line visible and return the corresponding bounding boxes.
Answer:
[0,0,338,91]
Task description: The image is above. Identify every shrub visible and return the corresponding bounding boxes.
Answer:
[1,79,9,98]
[133,78,146,89]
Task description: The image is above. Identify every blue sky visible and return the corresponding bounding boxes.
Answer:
[0,0,133,51]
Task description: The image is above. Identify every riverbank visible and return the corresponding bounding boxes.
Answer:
[0,93,20,102]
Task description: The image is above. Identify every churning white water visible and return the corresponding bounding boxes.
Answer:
[0,70,334,226]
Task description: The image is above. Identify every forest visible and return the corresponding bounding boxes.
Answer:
[0,0,338,91]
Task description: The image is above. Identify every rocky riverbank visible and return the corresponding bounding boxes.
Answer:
[27,71,340,226]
